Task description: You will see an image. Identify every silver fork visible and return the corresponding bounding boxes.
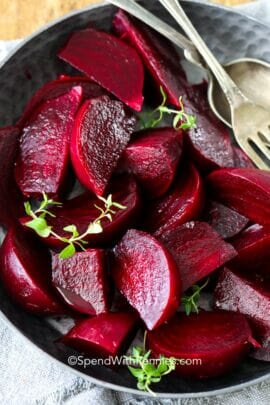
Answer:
[156,0,270,170]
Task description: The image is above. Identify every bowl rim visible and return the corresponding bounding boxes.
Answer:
[1,0,270,399]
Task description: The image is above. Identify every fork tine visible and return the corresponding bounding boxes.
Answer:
[237,139,270,170]
[250,133,270,163]
[258,130,270,144]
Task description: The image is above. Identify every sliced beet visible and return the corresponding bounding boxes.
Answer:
[15,86,83,198]
[233,146,255,169]
[17,75,106,128]
[207,168,270,225]
[21,175,141,249]
[70,96,136,195]
[0,126,24,228]
[112,229,181,330]
[52,249,110,315]
[145,162,204,237]
[186,112,235,172]
[113,10,188,108]
[0,227,65,315]
[58,28,144,111]
[158,221,237,291]
[61,311,139,358]
[215,267,270,348]
[147,311,256,379]
[204,200,249,239]
[230,224,270,274]
[121,127,183,198]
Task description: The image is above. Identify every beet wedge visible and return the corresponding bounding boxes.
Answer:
[147,311,256,379]
[145,162,204,237]
[58,28,144,111]
[0,227,66,315]
[18,75,107,128]
[113,10,189,108]
[52,249,110,315]
[233,146,255,169]
[121,127,183,198]
[158,221,237,291]
[204,200,248,240]
[0,126,24,228]
[112,229,181,330]
[215,268,270,349]
[230,224,270,274]
[61,311,139,358]
[21,175,141,249]
[15,86,83,198]
[71,96,136,195]
[207,168,270,225]
[187,112,235,172]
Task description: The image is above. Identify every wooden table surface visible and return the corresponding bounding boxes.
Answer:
[0,0,254,40]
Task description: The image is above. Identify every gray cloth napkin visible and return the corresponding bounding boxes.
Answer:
[1,1,270,404]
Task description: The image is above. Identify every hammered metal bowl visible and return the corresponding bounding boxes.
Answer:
[1,0,270,398]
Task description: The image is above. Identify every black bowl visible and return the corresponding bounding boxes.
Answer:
[1,0,270,398]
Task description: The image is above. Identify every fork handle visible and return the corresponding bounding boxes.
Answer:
[107,0,202,67]
[158,0,245,108]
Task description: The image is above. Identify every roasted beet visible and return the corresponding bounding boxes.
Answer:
[207,168,270,225]
[230,224,270,274]
[58,28,144,111]
[121,127,183,198]
[187,113,235,172]
[145,163,204,237]
[233,146,255,169]
[112,229,181,330]
[70,96,136,195]
[15,86,83,198]
[52,249,110,315]
[158,221,237,291]
[17,75,106,128]
[21,175,141,249]
[61,311,139,358]
[0,227,65,314]
[0,126,24,227]
[215,268,270,347]
[205,200,248,239]
[147,311,256,379]
[113,10,188,108]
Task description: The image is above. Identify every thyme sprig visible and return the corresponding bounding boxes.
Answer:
[24,193,126,259]
[182,279,209,316]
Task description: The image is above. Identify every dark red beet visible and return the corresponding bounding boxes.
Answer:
[145,163,204,237]
[230,224,270,274]
[112,229,181,330]
[58,28,144,111]
[0,227,65,315]
[215,268,270,348]
[158,221,237,291]
[52,249,110,315]
[113,10,188,108]
[17,75,106,128]
[147,311,256,379]
[187,113,235,172]
[233,146,255,169]
[207,168,270,225]
[15,86,83,198]
[121,127,183,198]
[21,175,141,249]
[70,96,136,195]
[205,200,248,239]
[61,311,139,358]
[0,126,24,227]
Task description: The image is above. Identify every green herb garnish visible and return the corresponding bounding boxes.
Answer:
[140,86,197,130]
[182,279,209,316]
[125,344,176,396]
[24,193,126,259]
